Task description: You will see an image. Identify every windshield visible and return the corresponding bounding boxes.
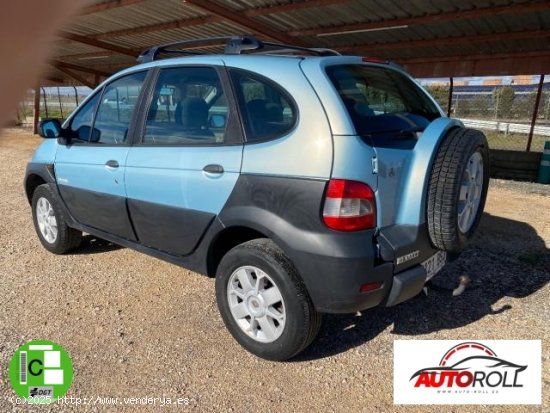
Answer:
[326,64,442,135]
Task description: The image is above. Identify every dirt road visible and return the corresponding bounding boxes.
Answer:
[0,128,548,412]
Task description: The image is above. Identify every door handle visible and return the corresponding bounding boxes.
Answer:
[105,160,119,168]
[203,164,224,174]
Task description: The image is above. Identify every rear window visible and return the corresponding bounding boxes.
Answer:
[327,65,441,135]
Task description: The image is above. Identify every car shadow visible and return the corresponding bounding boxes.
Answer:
[295,212,549,361]
[71,235,123,255]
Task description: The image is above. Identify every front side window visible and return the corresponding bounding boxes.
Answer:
[68,93,100,141]
[143,67,228,145]
[231,70,297,142]
[327,65,441,135]
[91,71,146,144]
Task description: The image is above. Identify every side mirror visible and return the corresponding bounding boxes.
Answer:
[38,119,62,139]
[209,114,226,128]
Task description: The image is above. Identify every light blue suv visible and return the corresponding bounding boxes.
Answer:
[26,36,489,360]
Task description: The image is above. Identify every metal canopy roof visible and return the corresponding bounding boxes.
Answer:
[46,0,550,86]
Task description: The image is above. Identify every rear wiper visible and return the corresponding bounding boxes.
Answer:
[396,126,423,138]
[357,126,424,138]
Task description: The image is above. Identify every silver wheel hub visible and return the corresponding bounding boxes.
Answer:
[458,152,484,234]
[246,293,266,317]
[227,266,285,343]
[36,197,58,244]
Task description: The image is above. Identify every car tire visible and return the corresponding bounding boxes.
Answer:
[427,128,490,253]
[215,239,322,361]
[32,184,82,254]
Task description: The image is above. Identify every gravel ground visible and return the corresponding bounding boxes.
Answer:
[0,127,548,412]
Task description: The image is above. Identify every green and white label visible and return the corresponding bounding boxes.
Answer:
[8,340,73,404]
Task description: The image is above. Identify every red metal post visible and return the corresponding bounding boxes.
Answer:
[32,85,40,134]
[447,76,454,117]
[57,86,64,119]
[526,74,545,152]
[41,87,49,118]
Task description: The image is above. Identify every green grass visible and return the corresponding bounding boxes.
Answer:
[484,131,548,152]
[39,109,72,120]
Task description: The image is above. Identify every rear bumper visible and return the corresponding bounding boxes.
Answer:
[290,224,437,313]
[383,264,428,307]
[298,252,430,313]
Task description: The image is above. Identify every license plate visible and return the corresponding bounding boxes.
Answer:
[421,251,447,281]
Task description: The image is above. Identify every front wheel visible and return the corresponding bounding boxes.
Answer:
[31,184,82,254]
[215,239,321,361]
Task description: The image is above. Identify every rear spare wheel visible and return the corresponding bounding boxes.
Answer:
[427,128,489,253]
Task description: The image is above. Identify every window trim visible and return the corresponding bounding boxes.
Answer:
[64,88,102,143]
[133,65,244,148]
[65,70,150,147]
[228,68,299,145]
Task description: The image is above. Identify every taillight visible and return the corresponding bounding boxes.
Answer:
[322,179,376,231]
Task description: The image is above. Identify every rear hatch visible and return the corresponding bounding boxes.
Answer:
[325,62,447,271]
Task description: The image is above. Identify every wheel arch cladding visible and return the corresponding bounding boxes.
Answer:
[25,174,47,204]
[207,226,268,277]
[213,174,383,313]
[24,163,56,204]
[215,174,331,257]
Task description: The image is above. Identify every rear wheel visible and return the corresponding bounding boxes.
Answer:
[427,128,489,252]
[32,184,82,254]
[215,239,321,361]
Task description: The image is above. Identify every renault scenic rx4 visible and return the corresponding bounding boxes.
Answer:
[26,36,489,360]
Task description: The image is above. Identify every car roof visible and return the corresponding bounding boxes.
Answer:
[109,53,408,83]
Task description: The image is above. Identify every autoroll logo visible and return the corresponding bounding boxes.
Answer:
[411,342,526,390]
[394,340,541,405]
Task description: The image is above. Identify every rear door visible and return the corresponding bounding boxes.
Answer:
[55,71,147,240]
[124,64,243,255]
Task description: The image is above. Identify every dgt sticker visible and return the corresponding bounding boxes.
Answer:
[8,340,73,404]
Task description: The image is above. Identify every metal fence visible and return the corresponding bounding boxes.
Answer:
[423,76,550,152]
[16,87,91,128]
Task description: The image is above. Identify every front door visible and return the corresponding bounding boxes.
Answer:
[125,64,243,255]
[55,71,148,240]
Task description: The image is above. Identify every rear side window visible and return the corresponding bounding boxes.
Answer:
[231,70,297,142]
[327,65,441,135]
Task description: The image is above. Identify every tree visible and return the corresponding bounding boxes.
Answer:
[425,85,449,108]
[472,95,490,118]
[492,86,515,119]
[543,91,550,120]
[516,92,537,120]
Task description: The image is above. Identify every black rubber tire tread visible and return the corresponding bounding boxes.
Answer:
[215,239,322,361]
[32,184,82,254]
[427,127,490,253]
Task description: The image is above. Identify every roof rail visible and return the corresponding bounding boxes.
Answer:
[137,35,340,63]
